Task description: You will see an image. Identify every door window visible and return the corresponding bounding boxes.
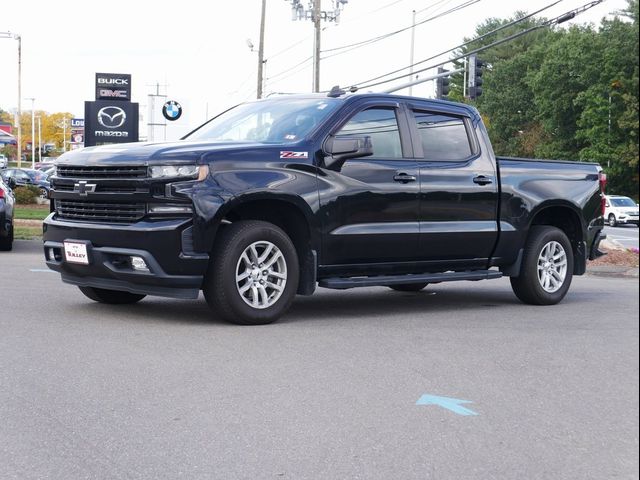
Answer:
[336,107,403,159]
[412,111,472,161]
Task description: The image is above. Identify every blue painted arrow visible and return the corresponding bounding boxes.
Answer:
[416,394,478,416]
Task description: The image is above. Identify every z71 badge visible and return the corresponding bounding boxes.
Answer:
[280,151,309,159]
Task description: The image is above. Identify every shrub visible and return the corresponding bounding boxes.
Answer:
[14,185,41,204]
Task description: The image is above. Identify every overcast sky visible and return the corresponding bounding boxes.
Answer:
[0,0,629,140]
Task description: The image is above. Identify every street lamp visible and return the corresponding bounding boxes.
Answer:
[25,97,35,168]
[0,31,21,167]
[36,116,42,164]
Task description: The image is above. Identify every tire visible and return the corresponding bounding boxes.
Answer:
[78,286,146,304]
[204,220,299,325]
[608,214,617,227]
[39,187,48,199]
[389,283,429,292]
[510,226,574,305]
[0,225,13,251]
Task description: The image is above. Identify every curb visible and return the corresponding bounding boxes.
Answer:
[586,265,639,278]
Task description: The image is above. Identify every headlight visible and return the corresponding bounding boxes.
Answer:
[150,165,204,179]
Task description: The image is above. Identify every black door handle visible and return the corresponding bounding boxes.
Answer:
[393,173,417,183]
[473,175,493,185]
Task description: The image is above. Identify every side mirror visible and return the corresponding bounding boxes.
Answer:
[323,135,373,171]
[7,178,16,190]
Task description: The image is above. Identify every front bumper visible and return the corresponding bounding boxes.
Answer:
[43,214,209,299]
[617,216,639,225]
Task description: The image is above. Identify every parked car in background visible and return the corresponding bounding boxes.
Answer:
[0,168,51,199]
[0,154,8,169]
[604,195,639,227]
[0,175,15,251]
[34,157,58,170]
[40,164,56,177]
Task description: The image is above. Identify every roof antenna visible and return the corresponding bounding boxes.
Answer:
[327,85,346,98]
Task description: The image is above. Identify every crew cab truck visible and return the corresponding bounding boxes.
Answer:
[43,92,606,325]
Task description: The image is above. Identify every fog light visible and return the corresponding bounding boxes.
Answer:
[130,256,149,271]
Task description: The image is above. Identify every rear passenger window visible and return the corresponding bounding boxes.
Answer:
[413,111,472,161]
[336,107,403,159]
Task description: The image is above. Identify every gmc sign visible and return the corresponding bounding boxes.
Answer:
[95,73,131,101]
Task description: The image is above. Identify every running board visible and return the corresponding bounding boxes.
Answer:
[319,270,503,290]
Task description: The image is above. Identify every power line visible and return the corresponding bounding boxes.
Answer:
[321,0,481,54]
[267,55,313,82]
[347,0,566,89]
[353,0,603,91]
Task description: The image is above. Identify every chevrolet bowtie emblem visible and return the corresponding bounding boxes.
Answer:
[74,181,97,196]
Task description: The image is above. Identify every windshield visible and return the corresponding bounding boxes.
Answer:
[27,170,47,182]
[186,97,341,144]
[611,197,636,207]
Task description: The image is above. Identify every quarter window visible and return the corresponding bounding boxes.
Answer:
[413,111,472,161]
[336,107,403,159]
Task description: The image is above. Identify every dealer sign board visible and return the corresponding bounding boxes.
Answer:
[95,72,131,101]
[84,100,139,146]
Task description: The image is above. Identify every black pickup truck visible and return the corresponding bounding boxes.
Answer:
[43,92,607,324]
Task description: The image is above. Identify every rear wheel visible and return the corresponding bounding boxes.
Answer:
[204,220,299,325]
[389,283,429,292]
[510,226,573,305]
[608,214,617,227]
[78,286,146,304]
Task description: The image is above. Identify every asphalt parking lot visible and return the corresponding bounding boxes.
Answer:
[1,240,638,480]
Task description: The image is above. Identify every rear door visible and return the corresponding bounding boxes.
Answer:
[407,102,499,268]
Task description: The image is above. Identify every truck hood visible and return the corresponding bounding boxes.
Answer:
[54,140,299,166]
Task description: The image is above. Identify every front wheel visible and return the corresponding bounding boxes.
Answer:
[0,225,13,251]
[608,214,617,227]
[204,220,299,325]
[78,286,146,304]
[510,226,574,305]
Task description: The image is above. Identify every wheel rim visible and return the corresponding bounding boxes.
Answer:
[235,240,287,309]
[609,214,615,226]
[536,240,568,293]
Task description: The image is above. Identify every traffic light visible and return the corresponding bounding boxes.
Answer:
[468,54,485,100]
[436,67,450,100]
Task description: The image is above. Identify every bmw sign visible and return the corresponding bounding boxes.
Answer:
[162,101,183,121]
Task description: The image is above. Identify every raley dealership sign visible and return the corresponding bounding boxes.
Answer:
[95,72,131,101]
[84,100,139,146]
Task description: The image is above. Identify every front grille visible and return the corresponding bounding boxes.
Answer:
[56,200,146,223]
[56,165,148,179]
[55,184,145,194]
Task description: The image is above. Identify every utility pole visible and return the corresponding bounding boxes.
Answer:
[409,10,416,96]
[257,0,267,98]
[313,0,321,92]
[1,32,21,167]
[286,1,348,93]
[146,82,168,141]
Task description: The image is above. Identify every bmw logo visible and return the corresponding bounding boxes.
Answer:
[162,100,183,121]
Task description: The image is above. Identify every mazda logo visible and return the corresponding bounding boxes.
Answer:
[97,106,126,129]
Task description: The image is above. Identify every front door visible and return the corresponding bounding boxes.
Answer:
[318,103,420,268]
